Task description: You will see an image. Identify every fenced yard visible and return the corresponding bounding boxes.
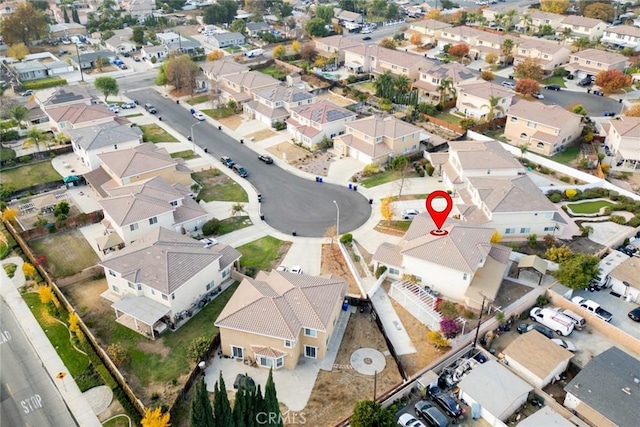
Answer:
[29,230,99,278]
[1,161,62,191]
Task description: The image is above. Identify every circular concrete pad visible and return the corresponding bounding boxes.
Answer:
[350,348,386,376]
[83,385,113,416]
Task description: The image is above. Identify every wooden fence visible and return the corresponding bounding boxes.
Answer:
[18,210,103,240]
[423,114,464,134]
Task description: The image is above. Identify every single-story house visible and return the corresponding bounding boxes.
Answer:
[71,50,118,70]
[208,32,246,49]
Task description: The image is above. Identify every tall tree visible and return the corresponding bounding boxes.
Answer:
[71,7,80,24]
[263,368,282,427]
[132,26,145,44]
[232,382,246,426]
[94,76,119,101]
[213,372,233,426]
[190,377,215,427]
[254,384,265,418]
[9,105,28,129]
[164,54,199,92]
[7,43,28,61]
[63,7,70,23]
[305,18,328,37]
[501,38,514,64]
[203,0,238,25]
[552,253,600,289]
[584,2,614,21]
[482,95,504,121]
[351,400,395,427]
[315,5,334,24]
[514,58,544,80]
[540,0,569,14]
[0,3,49,46]
[594,69,632,94]
[438,78,456,108]
[22,127,50,152]
[393,75,411,94]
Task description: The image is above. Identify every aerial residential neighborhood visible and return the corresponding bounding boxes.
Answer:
[1,0,640,426]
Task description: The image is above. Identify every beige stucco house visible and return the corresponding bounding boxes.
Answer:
[515,11,564,33]
[504,100,582,156]
[215,270,347,370]
[512,38,571,72]
[46,103,118,131]
[220,71,281,105]
[600,116,640,164]
[455,80,515,119]
[559,15,607,40]
[602,25,640,52]
[243,86,316,127]
[100,227,240,338]
[565,49,629,80]
[202,59,250,82]
[333,115,423,164]
[413,62,479,102]
[343,44,432,79]
[286,101,356,149]
[314,35,363,63]
[406,19,452,43]
[437,26,483,49]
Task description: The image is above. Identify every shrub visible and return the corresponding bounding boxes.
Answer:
[0,130,20,142]
[425,163,435,176]
[427,331,449,349]
[527,233,538,248]
[340,233,353,246]
[549,193,562,203]
[22,77,67,90]
[439,318,461,338]
[535,295,549,307]
[362,163,379,177]
[559,176,571,183]
[437,300,459,318]
[545,245,573,263]
[610,215,627,225]
[538,166,551,175]
[112,387,143,425]
[375,265,387,279]
[202,218,221,235]
[627,216,640,228]
[187,336,210,363]
[273,121,287,131]
[565,188,578,199]
[107,343,128,367]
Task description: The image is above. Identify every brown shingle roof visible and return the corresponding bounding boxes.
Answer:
[200,59,249,78]
[562,15,605,29]
[215,270,347,340]
[507,100,581,129]
[338,134,393,159]
[314,35,364,51]
[503,331,573,379]
[223,70,280,90]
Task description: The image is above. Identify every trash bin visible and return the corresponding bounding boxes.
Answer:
[315,177,320,182]
[605,110,609,117]
[257,194,262,202]
[348,183,353,190]
[369,199,373,205]
[204,148,208,153]
[353,185,358,191]
[342,301,349,311]
[260,214,265,220]
[218,125,222,130]
[319,177,322,183]
[240,139,244,144]
[176,100,180,104]
[292,230,297,236]
[594,90,599,96]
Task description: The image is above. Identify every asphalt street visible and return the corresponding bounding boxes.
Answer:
[0,298,77,427]
[128,90,372,237]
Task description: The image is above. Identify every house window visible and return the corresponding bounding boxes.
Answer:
[128,282,135,289]
[537,142,545,148]
[162,294,168,300]
[109,270,116,277]
[114,144,118,149]
[130,223,139,231]
[170,200,178,207]
[586,60,591,65]
[463,273,468,280]
[284,339,293,348]
[137,283,142,290]
[527,121,537,129]
[520,133,528,139]
[304,345,317,359]
[389,267,399,275]
[231,346,244,359]
[544,226,555,232]
[520,227,530,233]
[505,228,516,234]
[112,285,120,292]
[304,328,317,337]
[206,281,214,291]
[276,357,283,368]
[510,117,517,122]
[171,293,175,300]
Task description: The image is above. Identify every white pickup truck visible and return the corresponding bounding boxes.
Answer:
[571,297,613,322]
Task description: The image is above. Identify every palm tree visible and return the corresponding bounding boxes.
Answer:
[572,37,591,51]
[230,202,246,217]
[520,13,533,35]
[518,143,529,160]
[374,71,394,100]
[22,127,50,153]
[393,75,411,94]
[561,27,573,41]
[481,96,504,122]
[9,105,28,129]
[501,38,514,65]
[504,9,518,31]
[438,78,456,108]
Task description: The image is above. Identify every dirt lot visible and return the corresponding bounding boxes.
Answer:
[317,91,357,107]
[29,230,100,278]
[321,243,362,297]
[299,314,403,427]
[266,143,337,176]
[245,129,275,142]
[218,115,243,130]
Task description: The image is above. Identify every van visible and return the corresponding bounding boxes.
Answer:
[530,307,574,336]
[555,308,586,330]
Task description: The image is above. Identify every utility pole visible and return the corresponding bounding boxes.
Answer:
[75,43,84,83]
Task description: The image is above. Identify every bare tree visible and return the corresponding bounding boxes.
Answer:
[391,157,412,198]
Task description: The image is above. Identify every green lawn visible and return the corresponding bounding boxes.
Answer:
[238,236,288,270]
[360,170,419,188]
[376,220,412,233]
[30,230,100,278]
[223,46,243,54]
[187,95,209,105]
[567,200,615,214]
[551,146,580,164]
[257,65,287,80]
[123,113,143,118]
[139,124,179,143]
[170,150,200,161]
[1,145,16,162]
[356,82,376,93]
[382,194,428,202]
[103,415,130,427]
[1,161,62,190]
[434,112,463,125]
[202,108,234,120]
[218,216,253,236]
[542,76,567,87]
[192,169,248,202]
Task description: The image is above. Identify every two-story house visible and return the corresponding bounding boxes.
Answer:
[201,59,250,82]
[455,80,515,119]
[471,31,508,61]
[243,86,316,127]
[125,0,154,19]
[101,227,241,338]
[600,116,640,164]
[406,19,452,44]
[343,44,432,79]
[512,38,571,72]
[215,270,347,369]
[286,101,356,149]
[314,35,364,63]
[559,15,607,40]
[69,122,143,169]
[413,62,479,103]
[602,25,640,52]
[220,71,281,105]
[373,215,512,309]
[333,115,423,164]
[208,32,246,50]
[515,11,564,33]
[482,5,525,26]
[437,26,484,50]
[565,48,629,80]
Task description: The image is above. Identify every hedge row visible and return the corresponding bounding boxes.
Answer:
[22,77,67,90]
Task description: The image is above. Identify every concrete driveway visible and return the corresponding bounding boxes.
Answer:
[571,287,640,341]
[279,241,322,276]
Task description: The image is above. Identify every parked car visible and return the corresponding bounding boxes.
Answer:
[221,156,235,168]
[144,103,157,114]
[517,323,554,339]
[402,209,420,220]
[107,103,120,113]
[59,49,68,55]
[192,110,205,121]
[362,36,372,41]
[233,164,249,178]
[529,307,574,336]
[545,84,561,91]
[532,92,544,99]
[276,265,288,272]
[434,393,464,419]
[21,90,33,97]
[258,154,273,164]
[578,76,593,87]
[119,64,128,70]
[290,265,303,274]
[551,338,577,352]
[501,80,515,89]
[397,414,426,427]
[426,386,443,399]
[627,306,640,322]
[233,374,255,391]
[122,102,136,109]
[134,56,141,62]
[199,238,218,248]
[415,401,449,427]
[571,297,613,322]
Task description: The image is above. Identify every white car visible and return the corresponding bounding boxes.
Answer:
[107,104,120,113]
[199,238,218,248]
[551,338,577,352]
[290,265,303,274]
[533,92,544,99]
[122,101,136,109]
[276,265,287,272]
[192,111,206,121]
[401,209,420,220]
[397,413,426,427]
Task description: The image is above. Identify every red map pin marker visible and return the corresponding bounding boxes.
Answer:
[426,191,453,236]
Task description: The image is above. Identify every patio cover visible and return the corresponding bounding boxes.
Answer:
[31,193,60,209]
[95,233,124,252]
[112,294,170,326]
[63,175,80,183]
[518,255,547,275]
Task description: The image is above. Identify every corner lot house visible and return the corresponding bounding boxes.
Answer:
[286,101,356,149]
[201,59,249,82]
[373,216,512,309]
[455,80,514,119]
[71,51,117,70]
[504,100,582,156]
[215,270,347,369]
[46,103,118,131]
[458,360,533,425]
[69,122,143,169]
[333,115,423,164]
[565,49,629,80]
[602,25,640,52]
[220,71,280,105]
[600,116,640,165]
[564,347,640,427]
[101,227,240,338]
[244,86,316,127]
[503,330,573,388]
[559,15,607,40]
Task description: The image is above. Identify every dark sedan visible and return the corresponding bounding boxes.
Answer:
[415,400,449,427]
[434,393,464,419]
[258,154,273,164]
[628,307,640,322]
[518,323,554,339]
[545,84,561,91]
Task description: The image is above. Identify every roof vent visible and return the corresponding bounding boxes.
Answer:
[634,378,639,384]
[622,387,631,395]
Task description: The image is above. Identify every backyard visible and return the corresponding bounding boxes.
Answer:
[256,65,288,80]
[29,230,100,278]
[192,168,248,202]
[237,236,291,272]
[551,146,580,165]
[566,199,615,215]
[139,124,179,143]
[1,161,62,190]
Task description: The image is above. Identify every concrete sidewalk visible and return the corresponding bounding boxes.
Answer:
[0,257,102,427]
[370,288,417,356]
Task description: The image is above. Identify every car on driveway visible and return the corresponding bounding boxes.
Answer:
[628,306,640,322]
[517,323,554,338]
[578,76,593,87]
[107,103,120,113]
[258,154,273,164]
[545,84,561,91]
[414,400,449,427]
[233,164,249,178]
[276,265,287,272]
[122,101,136,109]
[397,413,426,427]
[200,238,218,248]
[533,92,544,99]
[402,209,420,220]
[434,393,464,419]
[221,156,235,168]
[290,265,303,274]
[571,297,613,322]
[551,338,577,352]
[21,90,33,97]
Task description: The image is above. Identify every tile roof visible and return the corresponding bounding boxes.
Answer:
[245,101,288,120]
[285,118,322,139]
[609,116,640,138]
[97,143,178,179]
[100,227,240,294]
[503,331,573,379]
[561,15,605,29]
[605,25,640,38]
[223,70,280,90]
[448,140,523,170]
[516,38,569,55]
[440,25,485,39]
[372,243,403,267]
[314,35,364,51]
[571,48,628,65]
[467,175,557,213]
[254,86,314,104]
[527,10,564,21]
[347,44,432,71]
[564,347,640,427]
[401,215,495,273]
[337,134,393,159]
[456,80,515,100]
[290,100,355,124]
[410,19,453,30]
[346,115,422,139]
[422,62,479,85]
[47,103,116,125]
[507,100,581,129]
[215,270,347,340]
[68,122,142,151]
